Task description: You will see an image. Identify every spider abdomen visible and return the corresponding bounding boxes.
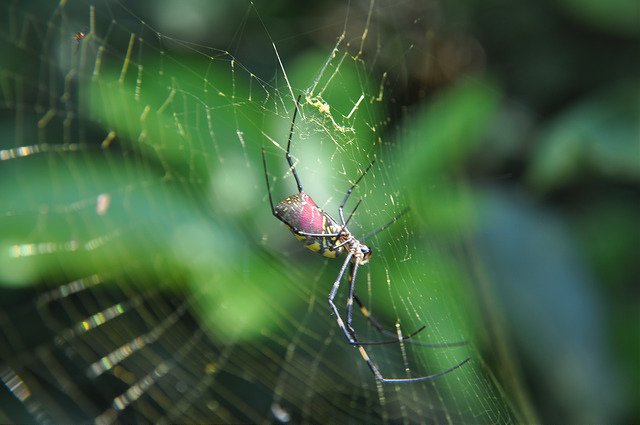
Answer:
[274,192,344,258]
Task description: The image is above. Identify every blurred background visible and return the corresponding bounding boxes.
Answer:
[0,0,637,423]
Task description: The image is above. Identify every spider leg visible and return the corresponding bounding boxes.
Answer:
[331,200,362,250]
[379,357,471,384]
[352,293,468,348]
[362,207,410,242]
[263,147,343,240]
[344,262,425,346]
[345,261,361,336]
[327,251,386,381]
[290,230,340,238]
[348,273,426,345]
[338,160,375,224]
[352,292,394,334]
[331,253,471,383]
[328,255,417,345]
[261,147,278,217]
[285,94,304,194]
[328,251,357,340]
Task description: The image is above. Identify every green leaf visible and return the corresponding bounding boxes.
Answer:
[528,81,640,192]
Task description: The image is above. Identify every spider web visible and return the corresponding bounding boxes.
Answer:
[0,0,516,423]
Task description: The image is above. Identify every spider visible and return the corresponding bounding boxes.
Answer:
[261,95,470,383]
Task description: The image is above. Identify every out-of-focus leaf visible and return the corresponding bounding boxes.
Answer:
[558,0,639,37]
[399,78,501,179]
[527,81,640,192]
[476,188,625,424]
[0,152,207,287]
[395,78,501,231]
[84,53,265,182]
[576,199,640,287]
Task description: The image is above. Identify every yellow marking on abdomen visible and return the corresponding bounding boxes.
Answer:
[305,241,321,252]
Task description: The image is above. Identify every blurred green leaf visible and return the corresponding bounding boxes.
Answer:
[528,81,640,191]
[395,78,501,231]
[399,79,501,180]
[559,0,640,37]
[0,153,200,286]
[476,188,625,423]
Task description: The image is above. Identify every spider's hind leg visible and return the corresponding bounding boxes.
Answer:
[351,276,467,348]
[344,262,425,346]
